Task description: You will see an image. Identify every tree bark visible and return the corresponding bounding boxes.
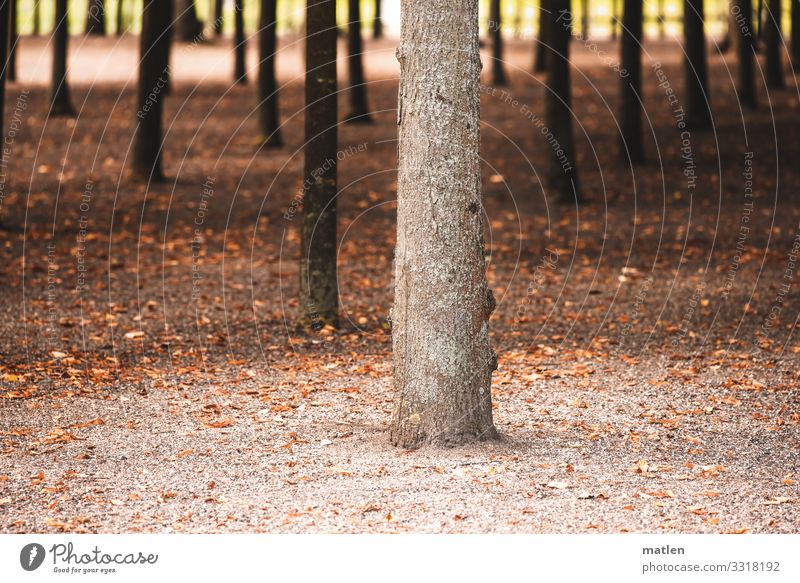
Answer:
[116,0,125,34]
[390,0,498,449]
[176,0,202,42]
[684,0,712,129]
[258,0,282,145]
[545,0,581,203]
[581,0,589,39]
[534,0,550,73]
[490,0,507,85]
[214,0,223,35]
[133,0,171,181]
[764,0,784,87]
[300,0,338,328]
[32,0,40,35]
[234,0,247,83]
[86,0,106,35]
[736,0,757,107]
[620,0,643,163]
[0,0,9,140]
[373,0,382,38]
[50,0,74,117]
[346,0,371,121]
[8,0,17,82]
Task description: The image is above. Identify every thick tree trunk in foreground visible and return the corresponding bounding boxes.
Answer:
[0,0,9,139]
[490,0,507,85]
[390,0,498,449]
[258,0,282,145]
[8,0,17,82]
[545,1,581,203]
[534,0,550,72]
[50,0,74,116]
[86,0,106,35]
[346,0,371,122]
[300,0,338,328]
[133,0,171,181]
[684,0,712,129]
[764,0,784,87]
[736,0,757,107]
[620,0,643,163]
[373,0,382,38]
[214,0,223,35]
[234,0,247,83]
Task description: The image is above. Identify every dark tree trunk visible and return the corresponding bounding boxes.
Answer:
[32,0,40,35]
[51,0,74,116]
[490,0,507,85]
[620,0,643,163]
[86,0,106,34]
[300,0,338,328]
[346,0,371,121]
[720,0,736,53]
[373,0,382,38]
[234,0,247,83]
[8,0,17,82]
[611,0,619,39]
[756,0,763,40]
[133,0,171,181]
[736,0,757,107]
[0,0,9,139]
[657,0,665,38]
[214,0,223,35]
[765,0,784,87]
[116,0,125,34]
[534,0,551,72]
[684,0,711,129]
[792,0,800,65]
[545,0,581,203]
[258,0,281,145]
[176,0,202,42]
[581,0,589,39]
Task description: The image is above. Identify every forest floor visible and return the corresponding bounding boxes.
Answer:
[0,35,799,533]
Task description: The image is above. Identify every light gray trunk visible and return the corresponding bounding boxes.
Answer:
[390,0,498,448]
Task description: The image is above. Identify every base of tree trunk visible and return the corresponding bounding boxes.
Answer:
[390,412,500,449]
[344,111,373,124]
[49,100,75,118]
[256,133,283,149]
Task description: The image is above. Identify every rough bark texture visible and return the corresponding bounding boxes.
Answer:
[234,0,247,84]
[545,0,581,203]
[736,0,757,108]
[684,0,712,129]
[258,0,282,145]
[86,0,106,35]
[390,0,498,449]
[0,0,9,139]
[300,0,339,328]
[214,0,224,35]
[490,0,507,85]
[534,0,550,73]
[373,0,382,38]
[132,0,171,181]
[8,0,16,82]
[764,0,784,87]
[50,0,74,117]
[346,0,371,122]
[620,0,643,163]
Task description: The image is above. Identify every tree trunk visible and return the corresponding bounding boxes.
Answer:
[258,0,282,145]
[611,0,619,39]
[756,0,763,40]
[346,0,371,121]
[765,0,784,87]
[51,0,74,117]
[581,0,589,39]
[720,0,737,53]
[133,0,171,181]
[176,0,202,42]
[390,0,498,449]
[214,0,223,35]
[32,0,40,35]
[490,0,507,85]
[545,0,581,203]
[300,0,338,328]
[684,0,711,129]
[373,0,382,38]
[620,0,643,163]
[0,0,9,139]
[8,0,17,82]
[234,0,247,83]
[534,0,550,72]
[86,0,106,34]
[792,0,800,65]
[736,0,757,107]
[657,0,665,38]
[116,0,125,34]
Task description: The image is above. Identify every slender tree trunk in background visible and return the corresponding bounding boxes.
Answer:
[176,0,202,42]
[684,0,712,129]
[764,0,784,87]
[258,0,281,145]
[490,0,507,85]
[736,0,757,107]
[792,0,800,65]
[50,0,74,116]
[213,0,223,35]
[581,0,589,39]
[756,0,763,41]
[720,0,736,53]
[116,0,125,34]
[346,0,371,121]
[234,0,247,83]
[373,0,382,38]
[32,0,40,35]
[390,0,498,449]
[611,0,619,40]
[300,0,338,328]
[534,0,551,72]
[0,0,9,139]
[8,0,17,82]
[546,1,581,203]
[133,0,171,181]
[86,0,106,34]
[620,0,643,163]
[657,0,665,38]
